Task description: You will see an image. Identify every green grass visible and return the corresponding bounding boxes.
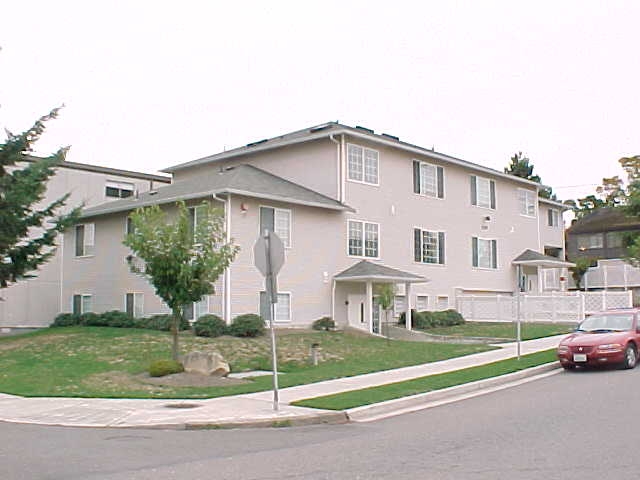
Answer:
[422,321,574,340]
[292,349,557,410]
[0,326,493,398]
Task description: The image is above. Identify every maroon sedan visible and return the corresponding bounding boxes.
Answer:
[557,308,640,370]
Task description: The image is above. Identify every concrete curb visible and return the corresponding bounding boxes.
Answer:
[185,411,349,430]
[346,362,560,422]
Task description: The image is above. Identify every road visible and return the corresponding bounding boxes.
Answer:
[2,366,639,480]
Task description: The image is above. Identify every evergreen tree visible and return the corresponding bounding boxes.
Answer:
[0,108,81,290]
[504,151,556,199]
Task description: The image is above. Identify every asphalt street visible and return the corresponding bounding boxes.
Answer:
[2,365,639,480]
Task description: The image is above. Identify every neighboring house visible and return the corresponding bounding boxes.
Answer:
[566,207,640,261]
[0,158,170,331]
[62,122,567,333]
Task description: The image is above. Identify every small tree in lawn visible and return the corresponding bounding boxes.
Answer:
[124,201,239,361]
[570,257,594,291]
[376,283,395,342]
[0,108,81,290]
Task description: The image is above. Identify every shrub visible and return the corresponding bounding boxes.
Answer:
[398,309,418,326]
[51,313,81,327]
[398,309,465,329]
[148,359,184,377]
[135,314,190,331]
[78,312,105,327]
[193,314,227,337]
[312,317,335,331]
[101,310,136,328]
[228,314,265,337]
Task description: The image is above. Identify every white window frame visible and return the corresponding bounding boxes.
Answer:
[518,189,536,217]
[416,161,443,198]
[577,234,603,250]
[474,237,497,270]
[259,206,292,248]
[416,295,429,311]
[195,296,209,319]
[414,227,445,265]
[347,220,380,259]
[393,295,405,318]
[105,180,134,199]
[606,231,623,249]
[74,223,95,257]
[260,291,292,323]
[549,209,561,227]
[347,143,379,186]
[473,176,494,209]
[543,269,560,290]
[436,296,449,311]
[125,292,144,318]
[72,294,92,315]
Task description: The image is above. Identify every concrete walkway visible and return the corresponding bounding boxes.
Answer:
[0,335,565,429]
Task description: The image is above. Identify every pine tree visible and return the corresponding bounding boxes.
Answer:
[0,108,81,289]
[504,151,556,199]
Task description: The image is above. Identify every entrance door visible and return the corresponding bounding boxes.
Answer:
[347,294,366,330]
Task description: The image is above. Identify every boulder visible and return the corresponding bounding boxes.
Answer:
[181,351,230,376]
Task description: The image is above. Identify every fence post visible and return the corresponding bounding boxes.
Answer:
[602,290,607,310]
[551,294,557,323]
[523,295,528,322]
[579,292,585,321]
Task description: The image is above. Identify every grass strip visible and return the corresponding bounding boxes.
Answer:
[292,349,557,410]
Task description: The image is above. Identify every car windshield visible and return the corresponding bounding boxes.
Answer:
[577,314,634,332]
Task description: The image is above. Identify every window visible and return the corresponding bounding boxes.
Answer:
[472,237,497,269]
[183,296,208,322]
[348,144,379,185]
[260,206,291,247]
[412,161,444,198]
[188,204,208,238]
[125,293,144,318]
[543,269,560,290]
[125,216,135,235]
[348,220,379,258]
[393,295,405,317]
[105,181,134,198]
[414,228,445,264]
[416,295,429,311]
[74,223,95,257]
[183,302,194,322]
[436,296,449,311]
[518,189,536,216]
[260,292,291,322]
[606,232,623,249]
[72,294,92,315]
[548,208,560,227]
[577,234,603,250]
[470,176,496,209]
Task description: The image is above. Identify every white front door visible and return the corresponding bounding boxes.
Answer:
[347,294,366,330]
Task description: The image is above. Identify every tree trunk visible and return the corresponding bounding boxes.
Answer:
[171,308,181,362]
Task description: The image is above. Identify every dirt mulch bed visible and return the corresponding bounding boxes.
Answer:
[137,372,250,388]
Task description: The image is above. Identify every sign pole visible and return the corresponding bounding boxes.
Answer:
[516,265,522,360]
[264,232,279,411]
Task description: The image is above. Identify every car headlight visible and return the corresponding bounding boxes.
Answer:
[597,343,623,352]
[557,346,569,353]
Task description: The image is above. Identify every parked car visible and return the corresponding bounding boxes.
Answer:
[557,308,640,370]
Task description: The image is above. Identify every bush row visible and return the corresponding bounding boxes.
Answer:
[52,311,266,338]
[398,309,465,329]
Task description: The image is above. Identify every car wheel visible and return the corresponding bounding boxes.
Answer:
[623,344,637,369]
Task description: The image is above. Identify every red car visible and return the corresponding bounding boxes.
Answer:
[557,308,640,370]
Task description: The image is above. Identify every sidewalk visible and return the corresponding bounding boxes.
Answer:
[0,335,564,429]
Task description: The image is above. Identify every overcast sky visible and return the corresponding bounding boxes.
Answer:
[1,1,638,202]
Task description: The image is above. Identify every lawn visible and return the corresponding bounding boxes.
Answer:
[421,321,574,341]
[0,327,493,398]
[293,349,557,410]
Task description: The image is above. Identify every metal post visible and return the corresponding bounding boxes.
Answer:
[269,302,279,411]
[516,265,522,360]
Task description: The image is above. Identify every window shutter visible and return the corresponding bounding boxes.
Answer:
[548,209,553,226]
[413,161,420,194]
[260,291,271,321]
[73,295,82,315]
[472,237,478,267]
[438,232,445,264]
[414,228,422,262]
[490,181,496,209]
[259,207,274,236]
[126,293,134,317]
[437,166,444,198]
[470,176,477,205]
[75,225,85,257]
[491,240,497,268]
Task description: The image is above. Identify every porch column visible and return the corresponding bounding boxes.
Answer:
[405,282,412,330]
[365,281,373,334]
[537,266,543,293]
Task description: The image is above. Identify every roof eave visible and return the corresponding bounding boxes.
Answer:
[334,275,428,283]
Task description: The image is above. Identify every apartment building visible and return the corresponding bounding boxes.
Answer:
[0,159,170,330]
[64,123,567,333]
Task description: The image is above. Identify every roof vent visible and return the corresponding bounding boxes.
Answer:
[355,125,374,134]
[310,124,331,133]
[381,133,399,141]
[246,138,268,148]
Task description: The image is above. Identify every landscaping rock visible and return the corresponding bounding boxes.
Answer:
[181,351,230,376]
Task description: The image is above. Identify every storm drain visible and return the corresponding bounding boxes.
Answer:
[163,403,202,409]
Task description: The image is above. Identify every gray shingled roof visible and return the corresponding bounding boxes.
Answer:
[334,260,428,283]
[80,164,354,219]
[567,207,640,234]
[512,249,575,268]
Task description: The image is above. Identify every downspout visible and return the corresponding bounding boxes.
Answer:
[211,193,232,324]
[329,134,341,202]
[340,134,346,203]
[59,232,65,314]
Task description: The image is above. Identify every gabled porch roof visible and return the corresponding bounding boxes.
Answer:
[512,249,575,268]
[334,260,429,283]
